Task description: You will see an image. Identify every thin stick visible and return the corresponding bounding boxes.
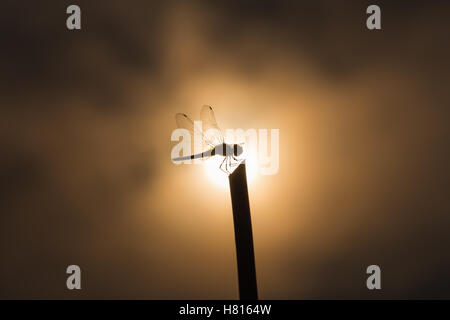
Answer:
[228,162,258,300]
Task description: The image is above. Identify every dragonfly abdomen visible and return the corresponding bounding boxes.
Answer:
[172,148,215,162]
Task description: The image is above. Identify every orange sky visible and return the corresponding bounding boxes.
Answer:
[1,1,450,298]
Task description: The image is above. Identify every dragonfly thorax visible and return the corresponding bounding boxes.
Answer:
[213,143,243,157]
[233,144,243,157]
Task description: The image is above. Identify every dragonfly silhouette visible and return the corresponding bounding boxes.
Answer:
[172,105,244,174]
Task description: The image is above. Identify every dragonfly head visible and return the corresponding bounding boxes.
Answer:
[233,143,244,157]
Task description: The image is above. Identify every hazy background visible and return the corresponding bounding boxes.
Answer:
[1,0,449,299]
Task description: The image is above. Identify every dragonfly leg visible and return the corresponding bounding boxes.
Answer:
[229,156,239,167]
[227,157,236,172]
[225,157,230,174]
[219,157,228,174]
[225,156,231,174]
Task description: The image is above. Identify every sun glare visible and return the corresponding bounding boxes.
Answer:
[204,154,258,189]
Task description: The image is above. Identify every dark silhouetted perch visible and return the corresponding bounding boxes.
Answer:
[229,162,258,300]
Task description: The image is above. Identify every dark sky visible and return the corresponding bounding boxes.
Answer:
[1,0,450,299]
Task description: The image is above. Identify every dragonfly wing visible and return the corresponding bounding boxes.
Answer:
[200,105,224,145]
[175,113,215,153]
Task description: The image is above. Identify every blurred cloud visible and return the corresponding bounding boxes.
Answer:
[1,0,450,298]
